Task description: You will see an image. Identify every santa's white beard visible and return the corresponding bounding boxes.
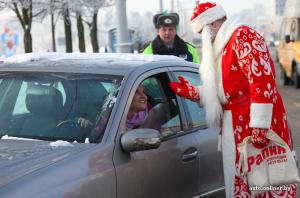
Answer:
[200,26,223,128]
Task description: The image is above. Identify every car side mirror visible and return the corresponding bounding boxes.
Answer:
[285,35,292,43]
[120,129,162,153]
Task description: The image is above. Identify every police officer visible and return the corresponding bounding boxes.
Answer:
[143,13,200,63]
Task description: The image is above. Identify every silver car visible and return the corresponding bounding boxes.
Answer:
[0,53,225,198]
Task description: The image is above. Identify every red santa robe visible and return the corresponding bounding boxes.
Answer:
[199,17,298,197]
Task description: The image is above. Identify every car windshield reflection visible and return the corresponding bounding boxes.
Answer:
[0,72,122,143]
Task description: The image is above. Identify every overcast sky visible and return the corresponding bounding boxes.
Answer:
[127,0,271,16]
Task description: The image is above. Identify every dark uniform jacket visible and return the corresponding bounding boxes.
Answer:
[143,35,200,63]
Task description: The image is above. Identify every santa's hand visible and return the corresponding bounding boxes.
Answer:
[169,76,200,102]
[251,128,269,148]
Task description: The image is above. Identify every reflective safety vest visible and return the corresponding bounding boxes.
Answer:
[142,36,200,64]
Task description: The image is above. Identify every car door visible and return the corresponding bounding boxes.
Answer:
[171,69,225,197]
[113,70,200,198]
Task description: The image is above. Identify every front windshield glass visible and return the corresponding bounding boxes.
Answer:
[0,72,122,143]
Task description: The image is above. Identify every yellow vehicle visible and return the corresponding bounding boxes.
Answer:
[278,0,300,89]
[278,17,300,88]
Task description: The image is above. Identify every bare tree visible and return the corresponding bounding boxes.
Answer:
[128,11,155,49]
[83,0,113,52]
[47,0,114,53]
[60,0,113,53]
[48,0,62,52]
[0,0,48,53]
[48,0,73,53]
[69,0,86,52]
[76,12,85,52]
[50,7,56,52]
[62,2,72,52]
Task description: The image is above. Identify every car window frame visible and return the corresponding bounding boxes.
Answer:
[172,70,207,129]
[144,75,182,136]
[290,20,297,41]
[168,66,209,133]
[115,67,189,142]
[279,20,287,41]
[284,20,293,41]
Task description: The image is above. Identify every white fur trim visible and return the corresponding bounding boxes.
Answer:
[249,103,273,129]
[190,5,226,33]
[216,58,227,104]
[213,17,245,60]
[198,17,246,127]
[197,85,204,106]
[200,26,223,128]
[222,110,236,198]
[213,17,246,104]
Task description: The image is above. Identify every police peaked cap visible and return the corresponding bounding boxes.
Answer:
[153,13,179,28]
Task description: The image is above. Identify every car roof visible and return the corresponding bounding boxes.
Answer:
[0,52,196,75]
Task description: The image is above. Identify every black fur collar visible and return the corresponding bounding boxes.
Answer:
[151,35,189,55]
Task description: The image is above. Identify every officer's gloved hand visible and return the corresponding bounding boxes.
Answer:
[169,76,200,102]
[251,128,270,148]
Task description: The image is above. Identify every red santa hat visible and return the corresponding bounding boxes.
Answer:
[190,2,226,33]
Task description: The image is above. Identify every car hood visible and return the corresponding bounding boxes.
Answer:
[0,139,93,188]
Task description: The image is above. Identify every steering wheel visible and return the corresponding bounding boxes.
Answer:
[55,119,92,141]
[56,119,79,128]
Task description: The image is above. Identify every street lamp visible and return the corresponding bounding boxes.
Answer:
[159,0,163,12]
[115,0,132,53]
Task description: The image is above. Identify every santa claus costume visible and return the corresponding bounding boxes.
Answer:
[187,2,298,198]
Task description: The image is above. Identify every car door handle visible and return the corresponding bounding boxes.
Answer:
[182,148,198,162]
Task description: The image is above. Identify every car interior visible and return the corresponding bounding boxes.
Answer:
[125,73,181,137]
[20,84,64,137]
[0,72,120,143]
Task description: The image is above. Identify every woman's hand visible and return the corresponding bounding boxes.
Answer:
[76,117,93,128]
[169,76,200,102]
[251,128,269,148]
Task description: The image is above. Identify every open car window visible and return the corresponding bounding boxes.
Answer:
[173,71,206,128]
[124,73,182,139]
[0,72,122,143]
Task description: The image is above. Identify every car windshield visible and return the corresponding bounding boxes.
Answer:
[0,72,122,143]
